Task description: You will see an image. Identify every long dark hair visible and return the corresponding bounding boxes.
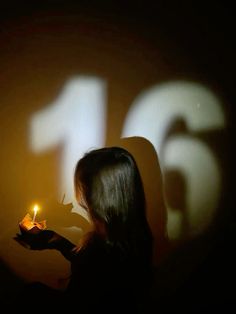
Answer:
[74,146,153,264]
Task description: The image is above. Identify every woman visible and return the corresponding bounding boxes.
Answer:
[16,147,153,312]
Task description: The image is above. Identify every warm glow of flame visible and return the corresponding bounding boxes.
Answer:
[32,204,39,222]
[33,204,39,214]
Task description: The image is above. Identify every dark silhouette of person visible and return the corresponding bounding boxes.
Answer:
[14,146,154,313]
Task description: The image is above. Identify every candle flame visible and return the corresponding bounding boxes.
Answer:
[33,204,39,214]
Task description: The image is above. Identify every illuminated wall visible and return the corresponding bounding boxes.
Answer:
[0,3,233,291]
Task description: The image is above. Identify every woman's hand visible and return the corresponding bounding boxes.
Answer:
[14,228,56,250]
[14,223,77,260]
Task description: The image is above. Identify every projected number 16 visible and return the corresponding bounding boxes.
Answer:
[29,76,225,239]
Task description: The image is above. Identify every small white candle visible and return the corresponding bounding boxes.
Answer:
[32,204,39,223]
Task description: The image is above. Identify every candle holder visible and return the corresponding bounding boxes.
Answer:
[19,213,47,234]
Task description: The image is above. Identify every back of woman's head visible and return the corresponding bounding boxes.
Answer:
[74,146,153,262]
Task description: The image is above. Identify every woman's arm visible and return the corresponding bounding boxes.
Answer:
[47,231,77,260]
[14,229,77,261]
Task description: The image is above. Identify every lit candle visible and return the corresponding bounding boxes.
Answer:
[32,204,39,223]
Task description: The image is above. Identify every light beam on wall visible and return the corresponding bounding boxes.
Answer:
[29,78,225,240]
[29,76,106,218]
[122,81,225,239]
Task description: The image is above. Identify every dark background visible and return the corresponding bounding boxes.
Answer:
[0,1,235,312]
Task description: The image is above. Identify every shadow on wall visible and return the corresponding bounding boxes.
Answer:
[115,136,170,265]
[115,136,236,313]
[39,199,91,237]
